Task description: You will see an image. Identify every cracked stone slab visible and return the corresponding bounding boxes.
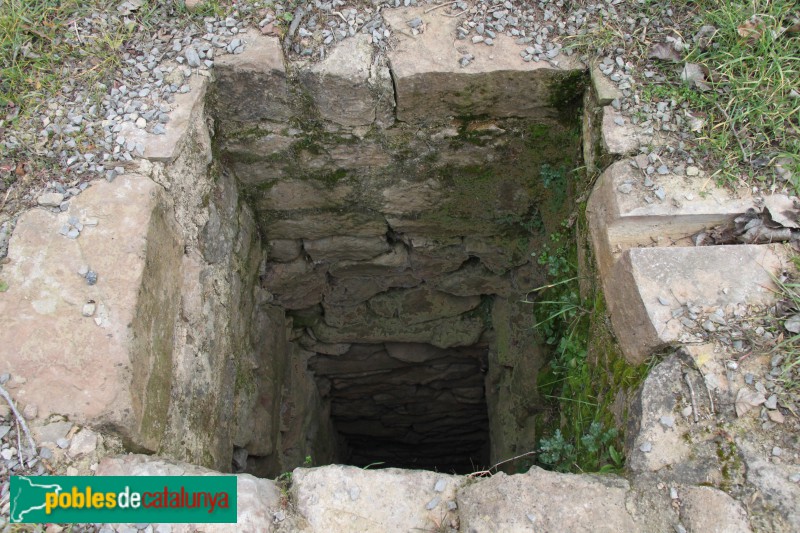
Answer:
[605,244,788,363]
[0,175,181,450]
[384,7,584,123]
[601,106,668,156]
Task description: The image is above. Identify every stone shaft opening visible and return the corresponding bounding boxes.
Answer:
[311,342,489,473]
[204,19,587,478]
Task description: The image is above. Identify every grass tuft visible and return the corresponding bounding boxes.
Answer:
[683,0,800,191]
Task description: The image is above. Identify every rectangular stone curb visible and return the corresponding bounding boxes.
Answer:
[291,465,462,532]
[96,454,282,532]
[605,244,788,364]
[586,158,794,282]
[458,466,637,532]
[213,29,290,123]
[0,174,181,450]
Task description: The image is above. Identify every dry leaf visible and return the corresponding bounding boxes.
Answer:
[784,22,800,37]
[685,111,706,132]
[738,18,765,43]
[693,25,718,49]
[681,63,711,91]
[735,388,766,417]
[648,42,682,62]
[261,22,277,35]
[768,410,785,424]
[117,0,144,15]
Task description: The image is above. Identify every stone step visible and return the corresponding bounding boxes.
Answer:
[604,244,789,363]
[586,157,796,281]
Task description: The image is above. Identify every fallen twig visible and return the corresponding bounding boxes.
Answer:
[0,188,12,212]
[703,372,715,415]
[72,20,84,45]
[467,450,538,479]
[424,2,456,14]
[684,372,700,423]
[0,383,37,466]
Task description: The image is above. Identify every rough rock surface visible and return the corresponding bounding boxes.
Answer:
[292,465,462,532]
[458,467,637,532]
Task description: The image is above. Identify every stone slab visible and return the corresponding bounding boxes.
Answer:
[304,235,390,262]
[606,245,787,363]
[311,313,484,349]
[679,485,752,533]
[213,30,291,122]
[0,175,181,450]
[263,212,388,240]
[301,35,377,127]
[384,7,584,122]
[738,439,800,531]
[458,467,638,532]
[292,465,462,533]
[601,106,654,156]
[97,454,283,532]
[119,73,209,163]
[626,356,691,473]
[256,180,353,211]
[590,61,623,105]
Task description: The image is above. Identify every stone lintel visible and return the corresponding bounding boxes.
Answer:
[384,7,584,123]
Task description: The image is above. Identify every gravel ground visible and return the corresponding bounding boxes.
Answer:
[0,0,798,528]
[0,0,792,251]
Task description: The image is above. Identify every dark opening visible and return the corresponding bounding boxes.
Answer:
[309,342,490,474]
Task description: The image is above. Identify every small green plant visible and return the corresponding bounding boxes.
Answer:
[538,423,622,473]
[303,455,312,467]
[531,225,649,474]
[537,429,575,470]
[540,164,566,190]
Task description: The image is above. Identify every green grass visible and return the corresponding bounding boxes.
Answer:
[568,0,799,193]
[0,0,125,112]
[770,269,800,393]
[681,0,800,190]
